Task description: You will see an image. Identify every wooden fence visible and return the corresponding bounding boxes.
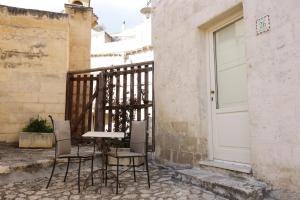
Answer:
[65,61,155,151]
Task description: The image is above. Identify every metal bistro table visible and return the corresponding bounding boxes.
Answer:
[82,131,124,190]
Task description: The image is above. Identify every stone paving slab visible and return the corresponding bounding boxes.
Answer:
[0,144,54,174]
[1,144,299,200]
[265,189,300,200]
[0,164,229,200]
[0,143,93,174]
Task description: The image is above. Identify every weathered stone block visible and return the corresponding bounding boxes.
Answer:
[178,152,194,164]
[180,136,198,152]
[22,103,44,113]
[44,103,65,114]
[19,132,54,148]
[0,4,69,143]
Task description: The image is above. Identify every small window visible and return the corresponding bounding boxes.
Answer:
[72,1,83,5]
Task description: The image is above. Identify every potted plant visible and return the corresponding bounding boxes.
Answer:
[19,117,54,148]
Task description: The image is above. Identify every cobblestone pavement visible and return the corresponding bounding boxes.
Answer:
[0,164,228,200]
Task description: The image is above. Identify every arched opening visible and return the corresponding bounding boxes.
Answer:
[72,1,83,5]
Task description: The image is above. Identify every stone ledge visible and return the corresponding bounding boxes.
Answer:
[199,160,252,174]
[0,159,54,174]
[0,4,68,19]
[173,168,270,200]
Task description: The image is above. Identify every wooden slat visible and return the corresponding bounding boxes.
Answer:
[65,73,70,120]
[71,90,98,133]
[144,65,149,122]
[137,65,142,120]
[81,75,87,135]
[69,67,152,78]
[69,61,154,75]
[104,67,152,76]
[66,61,154,149]
[122,68,127,132]
[88,75,94,131]
[94,73,105,131]
[129,67,135,124]
[105,104,152,110]
[69,75,74,121]
[74,75,81,137]
[70,76,98,81]
[94,75,100,131]
[107,70,114,132]
[115,68,120,131]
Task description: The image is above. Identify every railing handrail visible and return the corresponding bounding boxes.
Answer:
[68,60,154,75]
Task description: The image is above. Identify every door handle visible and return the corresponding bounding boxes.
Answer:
[210,90,215,101]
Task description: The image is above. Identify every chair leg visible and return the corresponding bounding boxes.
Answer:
[116,157,119,194]
[132,157,136,182]
[46,159,56,189]
[102,154,105,183]
[145,155,150,188]
[105,154,108,187]
[78,158,81,193]
[91,156,94,186]
[64,158,70,182]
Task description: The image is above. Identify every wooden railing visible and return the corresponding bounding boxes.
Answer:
[65,61,155,151]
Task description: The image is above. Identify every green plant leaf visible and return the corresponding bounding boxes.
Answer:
[22,117,53,133]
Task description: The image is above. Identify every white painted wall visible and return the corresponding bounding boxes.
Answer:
[91,18,153,68]
[244,0,300,192]
[152,0,300,192]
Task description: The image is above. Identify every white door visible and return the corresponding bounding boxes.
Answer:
[210,18,250,164]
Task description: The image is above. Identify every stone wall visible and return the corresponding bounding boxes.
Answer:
[65,4,92,71]
[0,5,69,143]
[152,0,300,192]
[244,0,300,192]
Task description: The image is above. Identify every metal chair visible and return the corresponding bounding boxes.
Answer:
[105,120,150,194]
[46,115,96,193]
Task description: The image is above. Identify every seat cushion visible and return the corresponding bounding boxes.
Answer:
[108,151,145,158]
[58,152,94,159]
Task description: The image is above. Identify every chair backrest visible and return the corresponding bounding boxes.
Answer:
[50,116,72,156]
[130,121,147,154]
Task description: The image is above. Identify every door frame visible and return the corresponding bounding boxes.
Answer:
[206,11,245,161]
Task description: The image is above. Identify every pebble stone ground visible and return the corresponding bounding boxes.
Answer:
[0,164,228,200]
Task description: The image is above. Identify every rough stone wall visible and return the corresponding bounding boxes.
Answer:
[244,0,300,192]
[0,5,69,143]
[152,0,300,192]
[152,0,242,165]
[65,4,92,71]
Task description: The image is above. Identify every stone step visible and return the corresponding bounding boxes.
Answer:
[199,160,253,179]
[173,168,270,200]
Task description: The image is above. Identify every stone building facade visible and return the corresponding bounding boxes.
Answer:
[152,0,300,192]
[0,1,94,143]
